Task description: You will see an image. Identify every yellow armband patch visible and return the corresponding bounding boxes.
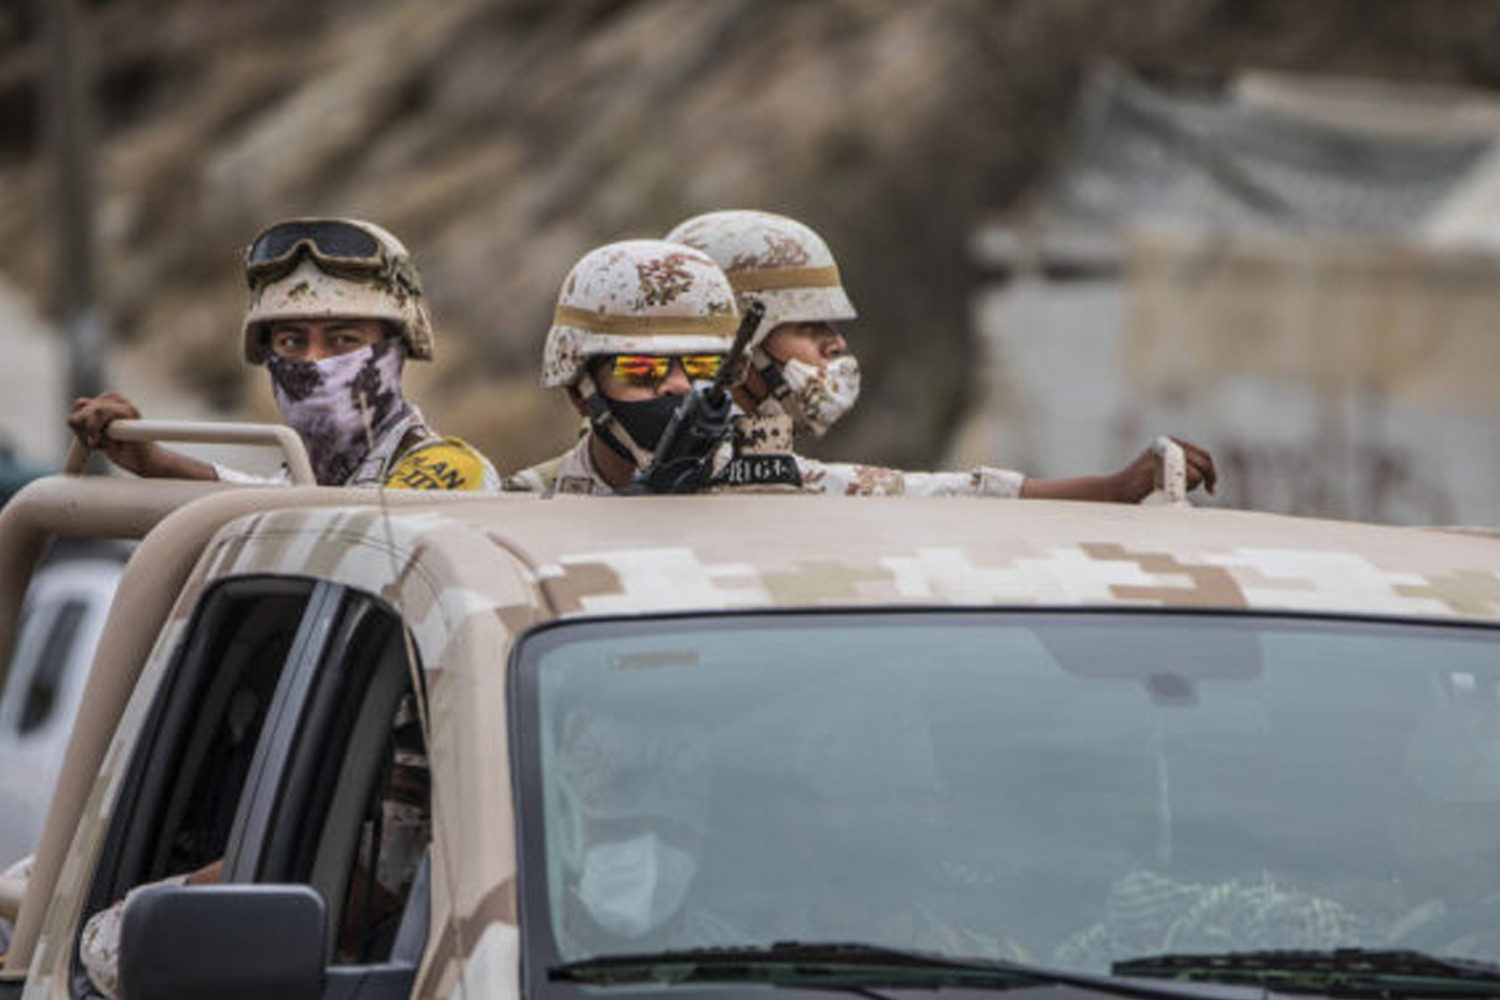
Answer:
[384,438,487,492]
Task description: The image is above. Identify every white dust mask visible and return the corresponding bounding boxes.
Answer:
[778,354,861,437]
[577,831,698,938]
[267,338,411,485]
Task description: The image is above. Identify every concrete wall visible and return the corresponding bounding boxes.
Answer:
[0,278,67,464]
[955,231,1500,526]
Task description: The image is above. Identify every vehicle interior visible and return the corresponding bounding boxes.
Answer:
[75,579,431,999]
[519,611,1500,976]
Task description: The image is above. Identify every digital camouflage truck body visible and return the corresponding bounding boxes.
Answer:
[2,478,1500,1000]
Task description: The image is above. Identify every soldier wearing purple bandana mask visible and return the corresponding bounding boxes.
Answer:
[264,331,412,486]
[67,218,498,491]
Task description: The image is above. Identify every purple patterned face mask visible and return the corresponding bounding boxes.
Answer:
[267,337,411,485]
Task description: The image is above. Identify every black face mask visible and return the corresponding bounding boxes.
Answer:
[600,393,686,461]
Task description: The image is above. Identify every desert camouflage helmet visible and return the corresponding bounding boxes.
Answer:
[665,210,856,350]
[542,239,739,388]
[241,218,435,364]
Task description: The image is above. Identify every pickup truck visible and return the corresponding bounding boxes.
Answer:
[3,421,1500,1000]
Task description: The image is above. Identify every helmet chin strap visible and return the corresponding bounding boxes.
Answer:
[750,345,799,419]
[575,372,655,469]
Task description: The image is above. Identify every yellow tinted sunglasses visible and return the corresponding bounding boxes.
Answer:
[608,354,724,387]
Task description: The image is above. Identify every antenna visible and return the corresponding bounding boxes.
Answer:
[356,392,432,737]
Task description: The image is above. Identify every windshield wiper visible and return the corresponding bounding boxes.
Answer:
[1113,948,1500,996]
[551,940,1252,998]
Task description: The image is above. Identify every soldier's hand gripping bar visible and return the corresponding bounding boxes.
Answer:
[628,299,766,495]
[64,419,317,485]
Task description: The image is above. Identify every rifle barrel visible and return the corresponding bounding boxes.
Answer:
[708,299,765,403]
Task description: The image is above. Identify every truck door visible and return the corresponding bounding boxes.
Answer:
[65,578,428,1000]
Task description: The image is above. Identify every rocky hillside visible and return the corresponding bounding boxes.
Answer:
[5,0,1500,471]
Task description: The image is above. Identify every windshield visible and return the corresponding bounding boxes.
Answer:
[513,611,1500,977]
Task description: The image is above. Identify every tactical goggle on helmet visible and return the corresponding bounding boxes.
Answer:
[665,209,856,353]
[241,218,435,364]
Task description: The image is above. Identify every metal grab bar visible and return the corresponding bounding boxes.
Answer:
[64,419,315,485]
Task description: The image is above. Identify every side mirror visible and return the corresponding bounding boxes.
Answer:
[118,884,325,1000]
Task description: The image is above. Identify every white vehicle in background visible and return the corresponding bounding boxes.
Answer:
[0,541,126,867]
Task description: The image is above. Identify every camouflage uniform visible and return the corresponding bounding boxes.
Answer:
[215,406,499,491]
[233,218,498,492]
[507,417,1025,498]
[665,210,858,438]
[527,239,739,487]
[505,437,616,497]
[667,212,1028,496]
[795,456,1024,498]
[78,873,192,999]
[725,414,1025,498]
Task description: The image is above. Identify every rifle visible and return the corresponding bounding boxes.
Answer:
[628,299,766,494]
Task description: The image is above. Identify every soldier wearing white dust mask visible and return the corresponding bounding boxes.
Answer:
[668,210,1216,500]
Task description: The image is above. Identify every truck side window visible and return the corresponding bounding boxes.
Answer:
[333,693,430,963]
[75,581,430,999]
[222,588,431,968]
[16,599,86,736]
[85,578,319,912]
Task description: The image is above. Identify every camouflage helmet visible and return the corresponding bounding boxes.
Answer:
[665,210,856,350]
[241,218,435,364]
[542,239,739,388]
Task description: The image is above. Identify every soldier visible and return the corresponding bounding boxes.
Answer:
[551,704,727,951]
[666,209,1216,499]
[1384,695,1500,952]
[67,217,498,491]
[506,239,739,495]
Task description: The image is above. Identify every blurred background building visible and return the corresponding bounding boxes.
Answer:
[957,68,1500,523]
[1,0,1499,520]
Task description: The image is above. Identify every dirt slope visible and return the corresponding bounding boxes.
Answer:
[4,0,1500,472]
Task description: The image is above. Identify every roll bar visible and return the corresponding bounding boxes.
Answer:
[64,419,315,486]
[0,480,450,973]
[1,419,312,971]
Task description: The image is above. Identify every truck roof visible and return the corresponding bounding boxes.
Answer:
[5,473,1499,985]
[222,493,1500,624]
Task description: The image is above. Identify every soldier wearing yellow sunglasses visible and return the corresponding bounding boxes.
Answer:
[506,240,738,495]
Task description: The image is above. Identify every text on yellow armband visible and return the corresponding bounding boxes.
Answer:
[385,439,486,492]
